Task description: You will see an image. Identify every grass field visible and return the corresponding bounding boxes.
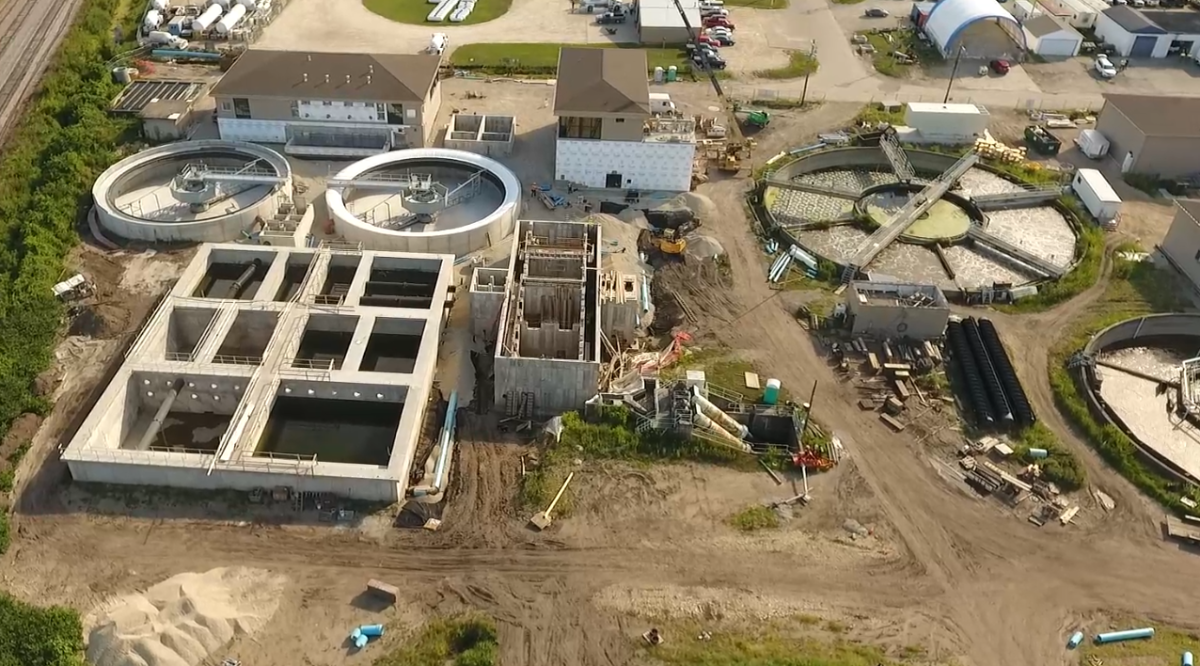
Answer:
[754,50,818,79]
[450,42,690,74]
[364,0,512,25]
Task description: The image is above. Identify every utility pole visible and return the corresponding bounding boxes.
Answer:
[799,41,818,106]
[943,46,965,104]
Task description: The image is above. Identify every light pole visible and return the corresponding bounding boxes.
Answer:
[943,45,966,104]
[800,41,818,106]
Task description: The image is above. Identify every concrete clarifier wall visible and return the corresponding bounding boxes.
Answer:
[493,356,600,416]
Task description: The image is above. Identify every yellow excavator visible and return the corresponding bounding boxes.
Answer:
[639,227,687,258]
[672,0,755,173]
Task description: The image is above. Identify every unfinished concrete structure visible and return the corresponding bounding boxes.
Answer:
[61,242,455,501]
[846,281,950,339]
[444,114,515,157]
[494,220,602,417]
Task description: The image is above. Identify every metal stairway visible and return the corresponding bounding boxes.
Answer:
[972,185,1065,211]
[966,225,1065,278]
[763,178,861,199]
[879,128,915,183]
[849,150,980,271]
[446,171,486,207]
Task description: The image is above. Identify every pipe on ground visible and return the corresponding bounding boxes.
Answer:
[226,259,263,299]
[137,378,185,451]
[413,390,458,497]
[694,410,752,452]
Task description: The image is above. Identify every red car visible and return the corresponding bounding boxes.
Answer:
[697,34,719,46]
[988,59,1010,75]
[703,16,735,29]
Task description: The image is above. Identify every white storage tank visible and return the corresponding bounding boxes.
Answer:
[193,3,223,31]
[1071,168,1121,226]
[143,9,163,29]
[209,0,231,7]
[146,29,174,45]
[150,0,169,11]
[215,2,246,33]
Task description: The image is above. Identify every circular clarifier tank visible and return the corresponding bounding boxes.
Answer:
[92,140,292,243]
[325,148,520,256]
[763,147,1080,293]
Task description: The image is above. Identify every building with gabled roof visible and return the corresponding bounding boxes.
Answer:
[552,47,695,192]
[1095,94,1200,177]
[211,50,443,158]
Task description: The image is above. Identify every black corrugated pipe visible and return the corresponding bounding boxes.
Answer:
[963,317,1013,423]
[978,318,1036,426]
[947,320,995,425]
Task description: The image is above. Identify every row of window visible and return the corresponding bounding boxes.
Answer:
[221,98,401,123]
[557,116,625,139]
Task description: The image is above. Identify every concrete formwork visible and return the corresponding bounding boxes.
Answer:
[494,220,602,417]
[444,114,516,157]
[846,281,950,339]
[62,242,456,501]
[470,267,507,340]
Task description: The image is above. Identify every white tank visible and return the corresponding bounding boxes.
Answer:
[209,0,231,7]
[214,2,246,33]
[192,3,223,31]
[146,30,174,44]
[236,0,257,8]
[151,0,169,10]
[143,9,162,29]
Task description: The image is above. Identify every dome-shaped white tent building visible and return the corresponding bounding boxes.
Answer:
[924,0,1027,59]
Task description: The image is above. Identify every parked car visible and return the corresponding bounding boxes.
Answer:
[1095,54,1118,78]
[699,0,725,8]
[703,16,735,28]
[692,52,728,69]
[709,32,735,45]
[428,32,448,55]
[687,43,720,58]
[696,34,720,46]
[864,7,889,16]
[988,58,1010,74]
[701,7,729,17]
[596,10,626,23]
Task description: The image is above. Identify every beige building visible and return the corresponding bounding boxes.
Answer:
[1161,199,1200,293]
[553,48,695,192]
[1096,94,1200,178]
[211,50,443,157]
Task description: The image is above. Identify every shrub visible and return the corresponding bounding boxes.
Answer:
[374,614,498,666]
[729,505,780,531]
[1014,423,1085,491]
[0,593,84,666]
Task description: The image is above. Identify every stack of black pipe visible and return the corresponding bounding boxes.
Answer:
[977,317,1036,427]
[946,319,994,425]
[963,318,1014,424]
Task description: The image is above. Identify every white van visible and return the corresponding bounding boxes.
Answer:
[428,32,448,55]
[649,92,677,115]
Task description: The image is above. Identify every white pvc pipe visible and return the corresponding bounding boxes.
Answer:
[693,387,750,439]
[694,411,752,452]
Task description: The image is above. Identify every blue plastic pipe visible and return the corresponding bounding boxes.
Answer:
[1028,447,1049,459]
[1068,632,1084,649]
[359,624,384,638]
[1095,628,1155,644]
[1183,651,1193,666]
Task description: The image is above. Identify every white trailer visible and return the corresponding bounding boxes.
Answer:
[1074,129,1109,159]
[1071,168,1121,226]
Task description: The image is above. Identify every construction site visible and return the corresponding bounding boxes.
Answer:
[60,243,456,501]
[9,72,1200,666]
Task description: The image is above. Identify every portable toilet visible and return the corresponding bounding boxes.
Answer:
[763,378,782,405]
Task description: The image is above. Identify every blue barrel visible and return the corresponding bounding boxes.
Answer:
[1068,632,1084,649]
[1183,651,1193,666]
[359,624,384,638]
[1095,628,1155,644]
[1028,448,1049,459]
[354,634,369,649]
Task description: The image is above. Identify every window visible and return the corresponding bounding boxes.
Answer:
[232,98,251,119]
[290,100,299,118]
[376,104,387,122]
[324,100,333,106]
[220,100,232,111]
[558,116,602,139]
[615,118,625,123]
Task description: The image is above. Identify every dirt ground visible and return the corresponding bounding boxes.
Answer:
[3,92,1199,666]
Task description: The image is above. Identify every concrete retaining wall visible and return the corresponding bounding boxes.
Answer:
[494,356,600,416]
[1079,313,1200,486]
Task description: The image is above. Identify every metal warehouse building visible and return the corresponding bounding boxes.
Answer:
[1096,94,1200,177]
[1094,5,1200,57]
[637,0,700,44]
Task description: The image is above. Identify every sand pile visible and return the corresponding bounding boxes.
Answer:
[85,567,286,666]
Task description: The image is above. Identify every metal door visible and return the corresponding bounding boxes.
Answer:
[605,172,622,188]
[1131,36,1156,57]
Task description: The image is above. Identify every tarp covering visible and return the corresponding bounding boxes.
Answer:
[924,0,1026,56]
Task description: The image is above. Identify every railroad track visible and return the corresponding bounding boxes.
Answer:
[0,0,85,143]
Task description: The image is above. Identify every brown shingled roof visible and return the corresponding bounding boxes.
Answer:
[212,50,441,103]
[1104,94,1200,139]
[553,48,650,115]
